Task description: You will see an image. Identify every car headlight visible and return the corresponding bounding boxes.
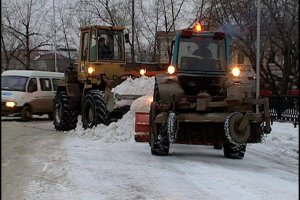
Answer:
[5,102,16,108]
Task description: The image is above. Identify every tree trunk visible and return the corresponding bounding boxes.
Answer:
[26,24,30,70]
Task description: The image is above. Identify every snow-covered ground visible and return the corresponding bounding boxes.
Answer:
[3,76,298,199]
[20,120,298,200]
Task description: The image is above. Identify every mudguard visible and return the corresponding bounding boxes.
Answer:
[155,74,185,103]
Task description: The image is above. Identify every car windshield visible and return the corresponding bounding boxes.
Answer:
[177,37,226,72]
[1,76,28,92]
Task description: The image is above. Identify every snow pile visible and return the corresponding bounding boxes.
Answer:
[66,75,299,161]
[250,122,299,159]
[112,76,155,95]
[67,76,155,142]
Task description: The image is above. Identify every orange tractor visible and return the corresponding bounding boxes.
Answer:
[53,25,165,131]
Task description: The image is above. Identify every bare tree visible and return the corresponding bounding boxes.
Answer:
[136,0,160,62]
[79,0,130,26]
[1,6,21,71]
[161,0,186,61]
[2,0,51,70]
[262,0,299,93]
[210,0,298,94]
[57,3,76,62]
[136,0,189,62]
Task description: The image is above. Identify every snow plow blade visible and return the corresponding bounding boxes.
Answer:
[135,112,150,142]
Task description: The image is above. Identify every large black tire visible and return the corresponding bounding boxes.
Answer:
[21,105,32,121]
[149,103,169,156]
[153,82,160,102]
[48,112,54,120]
[223,112,248,159]
[53,91,78,131]
[81,90,109,129]
[223,142,246,159]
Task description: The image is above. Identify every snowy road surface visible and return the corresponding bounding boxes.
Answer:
[1,118,298,200]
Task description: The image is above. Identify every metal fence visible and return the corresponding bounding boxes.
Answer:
[268,96,299,127]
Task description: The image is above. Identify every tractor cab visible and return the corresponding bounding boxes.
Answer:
[167,24,231,96]
[171,28,229,75]
[77,26,127,84]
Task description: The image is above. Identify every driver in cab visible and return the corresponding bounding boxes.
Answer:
[98,35,112,59]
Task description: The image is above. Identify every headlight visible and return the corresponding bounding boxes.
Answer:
[231,67,241,77]
[87,66,95,75]
[139,69,146,76]
[6,102,16,108]
[167,65,176,75]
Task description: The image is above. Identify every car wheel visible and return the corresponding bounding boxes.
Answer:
[21,105,32,121]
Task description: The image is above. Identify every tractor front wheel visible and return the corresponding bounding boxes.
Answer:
[223,112,248,159]
[149,103,169,156]
[223,142,246,159]
[82,90,109,129]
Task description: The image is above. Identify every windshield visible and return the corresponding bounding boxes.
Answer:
[178,37,226,72]
[1,76,28,92]
[88,29,125,62]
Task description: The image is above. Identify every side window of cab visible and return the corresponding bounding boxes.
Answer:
[27,78,37,93]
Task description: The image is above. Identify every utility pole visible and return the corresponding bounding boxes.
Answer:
[131,0,135,63]
[53,0,57,72]
[256,0,261,113]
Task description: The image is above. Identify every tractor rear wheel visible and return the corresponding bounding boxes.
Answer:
[223,142,246,159]
[150,126,170,156]
[82,90,108,129]
[53,91,78,131]
[149,103,169,156]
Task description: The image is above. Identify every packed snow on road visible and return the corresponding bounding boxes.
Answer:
[5,76,298,200]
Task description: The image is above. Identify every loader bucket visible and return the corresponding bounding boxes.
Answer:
[135,112,150,142]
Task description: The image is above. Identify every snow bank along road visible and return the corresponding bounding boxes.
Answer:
[1,118,298,200]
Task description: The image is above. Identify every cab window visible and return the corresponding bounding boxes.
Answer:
[90,30,97,61]
[97,30,124,61]
[81,32,89,61]
[178,37,226,71]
